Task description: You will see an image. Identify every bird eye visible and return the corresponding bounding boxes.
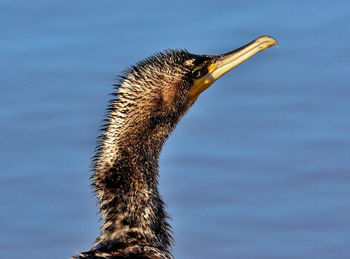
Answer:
[192,67,208,79]
[192,70,202,78]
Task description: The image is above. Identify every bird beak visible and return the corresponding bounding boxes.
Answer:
[189,36,278,101]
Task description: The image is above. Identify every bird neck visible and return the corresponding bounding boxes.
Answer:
[92,113,173,258]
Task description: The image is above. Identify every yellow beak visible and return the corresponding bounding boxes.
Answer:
[189,36,278,101]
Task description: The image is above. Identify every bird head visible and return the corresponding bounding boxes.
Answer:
[109,36,278,151]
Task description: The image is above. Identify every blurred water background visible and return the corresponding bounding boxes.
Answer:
[1,1,350,258]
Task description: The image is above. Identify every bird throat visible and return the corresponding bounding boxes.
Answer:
[91,103,175,258]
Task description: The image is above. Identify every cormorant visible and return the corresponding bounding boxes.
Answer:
[72,36,278,259]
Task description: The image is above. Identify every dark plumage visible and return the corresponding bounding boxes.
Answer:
[72,36,277,259]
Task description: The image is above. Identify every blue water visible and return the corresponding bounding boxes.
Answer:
[1,1,350,258]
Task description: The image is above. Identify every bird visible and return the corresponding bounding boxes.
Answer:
[71,36,278,259]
